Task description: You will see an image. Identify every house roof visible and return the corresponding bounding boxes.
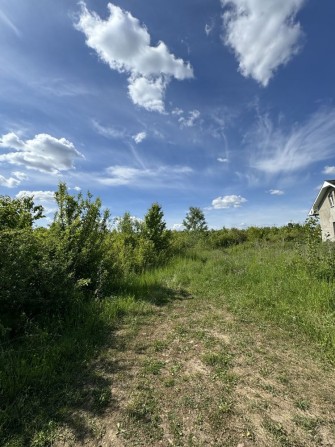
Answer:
[309,180,335,215]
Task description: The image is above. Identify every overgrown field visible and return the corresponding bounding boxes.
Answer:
[1,186,335,446]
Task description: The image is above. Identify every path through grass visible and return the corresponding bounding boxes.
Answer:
[3,244,335,446]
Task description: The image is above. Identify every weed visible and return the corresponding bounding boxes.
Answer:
[295,399,311,411]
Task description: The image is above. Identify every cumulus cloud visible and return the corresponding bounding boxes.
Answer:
[179,110,200,128]
[128,76,167,113]
[76,2,193,112]
[269,189,284,195]
[0,132,83,174]
[212,194,247,209]
[99,164,193,186]
[323,166,335,175]
[16,190,55,202]
[132,131,147,144]
[221,0,305,86]
[250,108,335,174]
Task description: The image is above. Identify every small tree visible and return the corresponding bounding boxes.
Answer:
[52,182,110,294]
[183,206,208,232]
[143,202,170,252]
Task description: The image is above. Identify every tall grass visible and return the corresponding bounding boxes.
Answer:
[155,243,335,361]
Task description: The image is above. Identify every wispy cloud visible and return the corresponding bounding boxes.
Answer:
[99,164,193,187]
[221,0,305,86]
[211,194,247,209]
[92,120,126,139]
[0,174,20,188]
[217,157,229,163]
[75,2,193,112]
[0,132,84,174]
[132,131,147,144]
[205,19,215,36]
[0,9,21,37]
[249,108,335,174]
[323,166,335,175]
[179,110,200,128]
[269,189,284,195]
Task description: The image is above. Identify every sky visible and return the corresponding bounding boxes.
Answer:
[0,0,335,229]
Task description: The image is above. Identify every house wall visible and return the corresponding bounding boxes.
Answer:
[318,188,335,241]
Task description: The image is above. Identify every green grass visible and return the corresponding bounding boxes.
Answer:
[3,239,335,446]
[0,295,155,447]
[155,243,335,362]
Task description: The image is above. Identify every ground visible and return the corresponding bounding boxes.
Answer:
[53,287,335,447]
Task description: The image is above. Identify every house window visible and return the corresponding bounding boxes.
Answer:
[328,191,335,207]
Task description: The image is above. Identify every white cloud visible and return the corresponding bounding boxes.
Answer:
[172,223,184,231]
[269,189,284,195]
[12,171,28,181]
[0,132,83,174]
[100,164,193,186]
[323,166,335,175]
[128,76,167,113]
[16,190,55,202]
[0,175,20,188]
[221,0,305,86]
[212,194,247,209]
[133,131,147,144]
[172,108,184,116]
[76,2,193,112]
[217,157,229,163]
[0,170,27,188]
[92,120,126,139]
[250,108,335,174]
[179,110,200,128]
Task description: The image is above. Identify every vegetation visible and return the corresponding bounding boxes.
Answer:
[182,206,208,232]
[2,185,335,446]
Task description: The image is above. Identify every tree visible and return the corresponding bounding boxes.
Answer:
[183,206,208,232]
[52,183,110,294]
[143,202,170,252]
[0,195,44,230]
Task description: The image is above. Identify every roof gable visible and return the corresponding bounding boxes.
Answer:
[309,180,335,215]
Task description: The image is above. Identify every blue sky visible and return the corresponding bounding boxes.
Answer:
[0,0,335,229]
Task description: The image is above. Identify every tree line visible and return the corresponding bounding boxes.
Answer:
[0,184,316,341]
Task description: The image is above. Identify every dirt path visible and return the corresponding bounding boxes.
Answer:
[56,292,335,447]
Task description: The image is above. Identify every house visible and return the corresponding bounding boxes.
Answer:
[309,180,335,241]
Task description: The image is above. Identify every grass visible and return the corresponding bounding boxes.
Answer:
[157,243,335,362]
[0,294,157,447]
[3,240,335,446]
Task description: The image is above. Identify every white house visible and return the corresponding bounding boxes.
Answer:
[309,180,335,241]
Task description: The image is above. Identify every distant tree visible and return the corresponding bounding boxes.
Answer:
[0,195,44,230]
[183,206,208,232]
[143,202,170,252]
